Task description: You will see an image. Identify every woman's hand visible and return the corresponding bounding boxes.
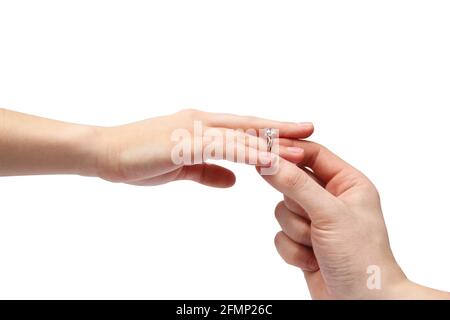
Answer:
[93,109,314,187]
[259,141,450,300]
[0,108,312,186]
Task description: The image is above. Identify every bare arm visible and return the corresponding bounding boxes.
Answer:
[0,108,313,187]
[260,141,450,300]
[0,108,99,177]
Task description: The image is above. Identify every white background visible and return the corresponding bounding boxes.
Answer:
[1,0,449,299]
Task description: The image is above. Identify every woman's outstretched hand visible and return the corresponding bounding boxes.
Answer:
[93,109,313,187]
[0,108,313,187]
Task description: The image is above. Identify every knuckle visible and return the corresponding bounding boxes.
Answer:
[284,170,307,190]
[296,222,311,245]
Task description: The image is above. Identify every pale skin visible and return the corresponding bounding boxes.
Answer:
[1,108,449,299]
[259,142,450,300]
[0,108,311,184]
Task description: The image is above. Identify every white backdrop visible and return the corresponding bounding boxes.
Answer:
[1,0,449,299]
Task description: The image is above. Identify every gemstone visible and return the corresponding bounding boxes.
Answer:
[265,128,275,138]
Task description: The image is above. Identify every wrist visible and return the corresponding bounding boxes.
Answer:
[81,125,128,182]
[370,267,450,300]
[71,124,105,177]
[343,260,408,300]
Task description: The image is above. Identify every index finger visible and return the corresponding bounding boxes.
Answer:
[205,112,314,139]
[279,140,365,185]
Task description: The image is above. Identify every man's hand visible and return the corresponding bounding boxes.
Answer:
[259,141,450,300]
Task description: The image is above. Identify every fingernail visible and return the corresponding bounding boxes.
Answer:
[258,152,275,166]
[298,122,313,127]
[287,147,304,154]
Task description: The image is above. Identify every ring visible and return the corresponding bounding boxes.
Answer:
[264,128,275,152]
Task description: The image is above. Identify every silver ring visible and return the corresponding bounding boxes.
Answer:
[265,128,275,152]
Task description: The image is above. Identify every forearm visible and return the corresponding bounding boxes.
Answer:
[0,108,100,177]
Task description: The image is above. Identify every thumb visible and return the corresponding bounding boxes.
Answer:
[179,163,236,188]
[258,155,339,223]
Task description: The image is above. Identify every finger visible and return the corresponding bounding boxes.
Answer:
[278,139,365,185]
[178,163,236,188]
[258,156,338,221]
[300,166,325,187]
[130,164,236,188]
[205,112,314,138]
[283,195,309,221]
[204,128,305,163]
[275,202,312,246]
[274,231,319,272]
[280,145,305,163]
[204,138,278,167]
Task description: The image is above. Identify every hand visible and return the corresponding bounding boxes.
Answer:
[259,141,450,300]
[94,109,314,187]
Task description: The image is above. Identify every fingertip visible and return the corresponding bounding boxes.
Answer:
[298,122,314,129]
[189,163,237,188]
[222,171,236,188]
[274,231,284,248]
[281,122,314,138]
[279,146,305,164]
[298,122,314,134]
[214,167,236,188]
